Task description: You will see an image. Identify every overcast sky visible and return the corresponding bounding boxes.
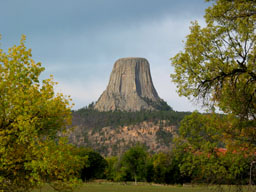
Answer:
[1,0,211,111]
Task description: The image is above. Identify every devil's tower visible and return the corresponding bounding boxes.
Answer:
[94,57,170,111]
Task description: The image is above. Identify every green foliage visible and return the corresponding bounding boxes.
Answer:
[120,145,148,184]
[170,0,256,185]
[152,153,177,184]
[143,151,189,184]
[178,112,224,151]
[171,0,256,119]
[72,107,190,131]
[174,112,252,184]
[27,138,85,192]
[105,156,119,181]
[77,148,107,181]
[103,148,188,185]
[0,36,83,192]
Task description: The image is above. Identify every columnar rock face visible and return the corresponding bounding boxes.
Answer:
[94,57,167,111]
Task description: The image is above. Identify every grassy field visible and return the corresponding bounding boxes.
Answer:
[33,182,255,192]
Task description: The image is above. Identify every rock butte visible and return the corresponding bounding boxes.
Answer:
[94,57,168,111]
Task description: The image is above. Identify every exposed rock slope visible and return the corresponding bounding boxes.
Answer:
[94,57,168,111]
[67,109,190,156]
[68,121,177,156]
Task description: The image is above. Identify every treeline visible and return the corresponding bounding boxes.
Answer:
[72,103,191,130]
[76,143,252,185]
[76,145,186,184]
[104,145,187,184]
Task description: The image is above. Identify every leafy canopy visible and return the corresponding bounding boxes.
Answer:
[0,35,84,192]
[121,145,148,184]
[171,0,256,120]
[171,0,256,184]
[174,112,251,184]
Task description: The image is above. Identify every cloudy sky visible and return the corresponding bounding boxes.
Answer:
[1,0,211,111]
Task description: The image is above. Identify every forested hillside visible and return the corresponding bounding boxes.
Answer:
[72,104,190,129]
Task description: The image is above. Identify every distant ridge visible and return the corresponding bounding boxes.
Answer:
[94,57,171,111]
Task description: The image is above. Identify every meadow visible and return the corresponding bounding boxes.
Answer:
[33,182,255,192]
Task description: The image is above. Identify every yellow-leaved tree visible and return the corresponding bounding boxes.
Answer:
[0,35,86,192]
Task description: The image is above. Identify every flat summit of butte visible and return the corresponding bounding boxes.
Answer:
[94,57,171,112]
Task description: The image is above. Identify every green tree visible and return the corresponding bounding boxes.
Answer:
[175,112,251,184]
[171,0,256,119]
[121,145,148,184]
[78,148,107,181]
[152,153,172,184]
[178,112,224,151]
[152,152,184,184]
[105,156,119,181]
[171,0,256,165]
[0,36,84,192]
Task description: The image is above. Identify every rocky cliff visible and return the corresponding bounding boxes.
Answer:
[68,120,177,156]
[94,57,169,111]
[68,109,191,156]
